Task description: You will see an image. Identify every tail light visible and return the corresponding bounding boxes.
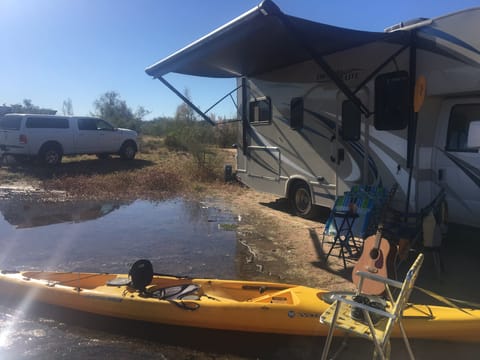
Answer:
[19,134,27,144]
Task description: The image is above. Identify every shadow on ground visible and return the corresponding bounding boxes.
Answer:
[259,198,331,223]
[258,196,480,306]
[1,157,155,180]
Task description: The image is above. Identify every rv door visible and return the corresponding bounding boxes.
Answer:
[434,99,480,227]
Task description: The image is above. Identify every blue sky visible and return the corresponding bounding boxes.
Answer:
[1,0,479,120]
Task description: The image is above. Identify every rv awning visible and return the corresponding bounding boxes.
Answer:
[145,0,410,79]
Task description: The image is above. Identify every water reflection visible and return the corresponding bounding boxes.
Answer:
[0,199,125,229]
[0,198,239,277]
[0,196,247,359]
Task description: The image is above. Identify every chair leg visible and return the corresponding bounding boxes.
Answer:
[375,341,391,360]
[363,310,386,360]
[321,302,341,360]
[432,250,443,279]
[397,319,415,360]
[339,241,347,270]
[325,236,339,261]
[329,333,349,360]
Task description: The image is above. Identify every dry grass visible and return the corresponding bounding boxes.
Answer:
[1,138,235,201]
[43,165,184,200]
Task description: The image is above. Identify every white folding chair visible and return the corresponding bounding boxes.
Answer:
[320,253,424,360]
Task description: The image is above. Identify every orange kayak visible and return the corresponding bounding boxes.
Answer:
[0,269,478,342]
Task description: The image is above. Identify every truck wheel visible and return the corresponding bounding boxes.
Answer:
[120,141,137,160]
[290,182,318,219]
[39,143,63,166]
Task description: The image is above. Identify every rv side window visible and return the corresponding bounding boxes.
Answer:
[290,97,303,129]
[446,104,480,152]
[25,117,69,129]
[249,97,271,124]
[374,71,409,131]
[341,100,361,141]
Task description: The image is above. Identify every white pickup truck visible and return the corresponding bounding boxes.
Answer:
[0,114,138,165]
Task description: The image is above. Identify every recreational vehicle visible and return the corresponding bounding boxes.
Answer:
[145,0,480,228]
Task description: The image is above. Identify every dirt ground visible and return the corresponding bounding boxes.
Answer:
[1,156,479,359]
[207,183,480,359]
[208,183,357,292]
[212,181,480,298]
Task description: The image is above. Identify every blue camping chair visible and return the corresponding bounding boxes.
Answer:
[322,186,387,269]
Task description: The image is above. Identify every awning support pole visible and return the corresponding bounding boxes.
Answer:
[241,77,248,156]
[204,85,242,114]
[157,76,215,126]
[405,30,418,218]
[275,13,371,117]
[353,44,410,94]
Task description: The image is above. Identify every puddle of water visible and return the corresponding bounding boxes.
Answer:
[0,197,240,278]
[1,197,479,359]
[0,196,260,358]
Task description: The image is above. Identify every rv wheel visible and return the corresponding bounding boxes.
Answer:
[290,182,317,219]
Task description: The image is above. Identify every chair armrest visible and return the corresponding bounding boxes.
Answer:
[331,294,396,320]
[355,271,403,289]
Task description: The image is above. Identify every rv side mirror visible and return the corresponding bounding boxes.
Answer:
[341,100,361,141]
[290,97,303,129]
[374,71,409,131]
[467,120,480,149]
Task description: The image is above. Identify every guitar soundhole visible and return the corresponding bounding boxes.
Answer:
[370,248,379,259]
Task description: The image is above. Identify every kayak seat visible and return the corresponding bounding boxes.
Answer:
[126,260,202,300]
[129,259,154,292]
[145,283,201,300]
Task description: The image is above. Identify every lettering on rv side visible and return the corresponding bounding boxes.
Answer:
[316,69,361,83]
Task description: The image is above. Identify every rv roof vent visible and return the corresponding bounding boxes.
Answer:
[384,17,430,33]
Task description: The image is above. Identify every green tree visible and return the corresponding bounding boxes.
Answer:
[9,99,56,114]
[62,98,74,115]
[93,91,148,132]
[174,88,196,122]
[140,116,173,136]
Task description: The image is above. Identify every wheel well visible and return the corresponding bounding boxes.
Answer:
[39,141,63,155]
[288,178,319,219]
[287,179,309,199]
[121,139,137,151]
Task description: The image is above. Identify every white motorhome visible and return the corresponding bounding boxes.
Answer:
[145,0,480,228]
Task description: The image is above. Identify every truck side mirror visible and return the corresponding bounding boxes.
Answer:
[467,120,480,149]
[341,100,361,141]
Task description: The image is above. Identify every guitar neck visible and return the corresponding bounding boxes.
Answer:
[373,226,383,249]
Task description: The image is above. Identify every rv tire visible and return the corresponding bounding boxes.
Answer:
[290,181,318,220]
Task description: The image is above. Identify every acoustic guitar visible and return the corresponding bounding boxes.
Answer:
[352,184,398,295]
